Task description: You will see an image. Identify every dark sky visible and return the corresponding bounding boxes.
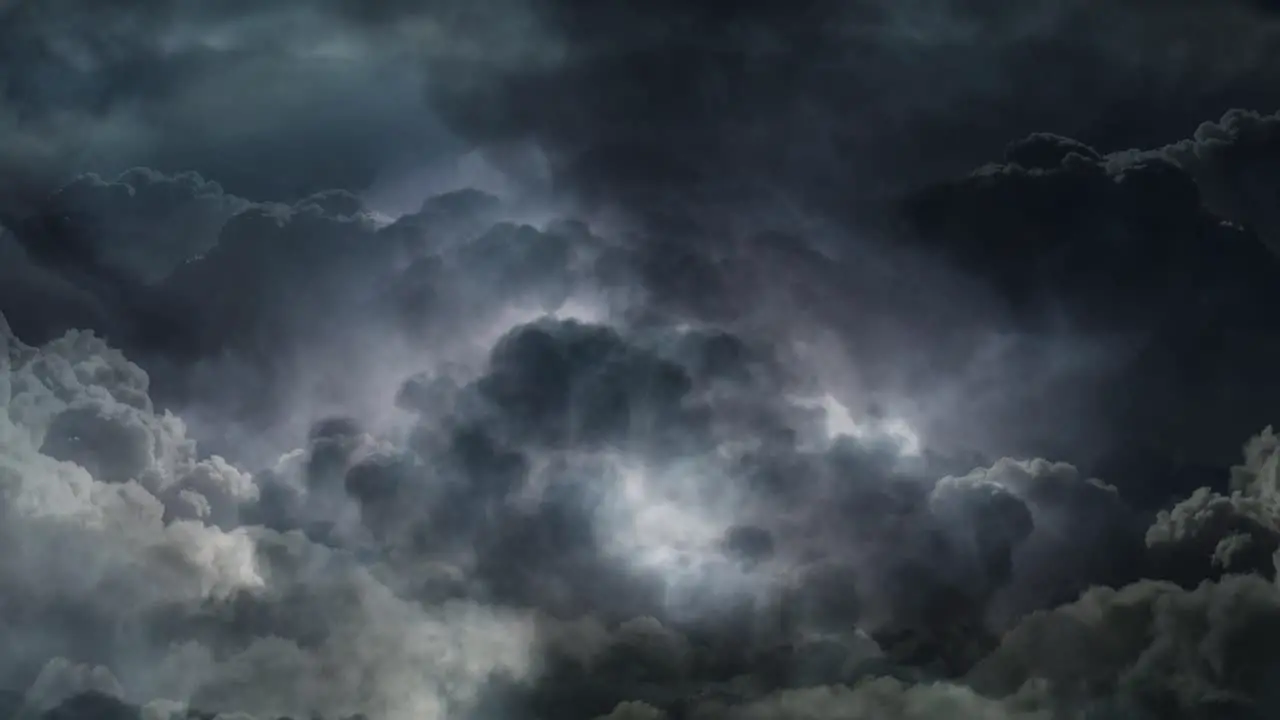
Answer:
[4,1,1280,719]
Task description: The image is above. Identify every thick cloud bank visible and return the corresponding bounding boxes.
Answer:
[0,299,1116,719]
[5,3,1280,717]
[7,108,1280,716]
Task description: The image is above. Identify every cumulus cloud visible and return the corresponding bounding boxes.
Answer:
[0,313,536,720]
[32,168,250,283]
[7,5,1280,716]
[894,121,1280,498]
[966,574,1280,717]
[1145,427,1280,586]
[0,222,1159,719]
[2,172,617,462]
[1157,109,1280,253]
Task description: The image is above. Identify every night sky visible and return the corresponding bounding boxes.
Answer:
[3,1,1280,718]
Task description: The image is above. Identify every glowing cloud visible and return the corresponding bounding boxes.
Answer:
[798,393,923,456]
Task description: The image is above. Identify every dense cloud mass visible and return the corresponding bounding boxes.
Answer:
[5,0,1280,719]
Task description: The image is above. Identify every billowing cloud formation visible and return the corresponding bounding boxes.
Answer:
[0,313,535,720]
[6,98,1280,715]
[0,190,1160,718]
[0,177,1267,720]
[5,4,1280,717]
[36,168,249,283]
[893,116,1280,500]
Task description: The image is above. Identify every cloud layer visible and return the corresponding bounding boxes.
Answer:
[6,118,1280,715]
[5,2,1280,719]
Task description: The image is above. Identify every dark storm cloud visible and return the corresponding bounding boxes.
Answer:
[10,2,1280,720]
[307,311,1145,684]
[5,0,1279,212]
[3,149,1280,720]
[4,102,1274,655]
[900,129,1267,333]
[0,168,610,458]
[0,318,549,720]
[30,168,249,283]
[416,0,1280,219]
[889,115,1280,504]
[0,0,461,203]
[1159,109,1280,252]
[367,0,1280,502]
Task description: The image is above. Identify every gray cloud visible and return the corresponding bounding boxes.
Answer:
[0,280,1152,718]
[8,2,1280,719]
[5,0,1279,211]
[0,315,538,719]
[0,0,463,204]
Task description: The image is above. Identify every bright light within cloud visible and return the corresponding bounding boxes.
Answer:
[609,463,725,572]
[549,296,610,324]
[799,393,923,456]
[602,462,774,618]
[879,416,922,456]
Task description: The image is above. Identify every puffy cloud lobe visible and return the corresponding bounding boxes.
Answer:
[711,439,1137,663]
[928,474,1034,595]
[966,574,1280,718]
[1146,427,1280,584]
[0,318,264,682]
[3,169,638,457]
[1159,109,1280,254]
[472,319,702,450]
[927,435,1280,717]
[586,481,1280,719]
[25,659,124,712]
[897,123,1280,493]
[1146,488,1280,585]
[151,191,392,359]
[35,168,249,284]
[949,459,1143,625]
[0,315,539,720]
[899,136,1222,331]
